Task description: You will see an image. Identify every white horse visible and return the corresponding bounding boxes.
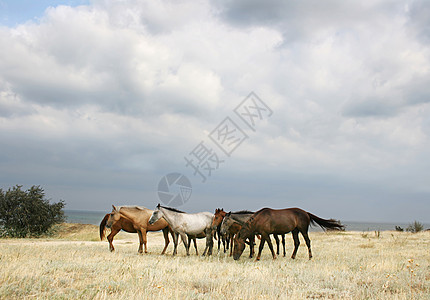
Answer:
[149,204,215,256]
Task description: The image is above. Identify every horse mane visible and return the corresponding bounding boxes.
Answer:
[160,205,185,213]
[117,205,147,211]
[232,210,254,214]
[246,207,269,224]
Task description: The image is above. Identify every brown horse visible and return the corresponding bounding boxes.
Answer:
[233,207,344,261]
[99,205,173,254]
[213,209,257,257]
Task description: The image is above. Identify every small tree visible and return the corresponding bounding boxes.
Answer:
[0,185,65,237]
[406,221,424,233]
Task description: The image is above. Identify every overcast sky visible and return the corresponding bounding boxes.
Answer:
[1,0,429,223]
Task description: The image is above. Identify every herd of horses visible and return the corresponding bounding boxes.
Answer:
[99,204,344,260]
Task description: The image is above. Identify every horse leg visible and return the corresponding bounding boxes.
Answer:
[222,235,226,253]
[282,234,286,257]
[193,237,199,255]
[107,228,119,252]
[273,234,280,256]
[137,230,144,254]
[186,236,192,253]
[217,229,221,253]
[249,234,255,258]
[141,229,148,253]
[301,231,312,260]
[229,234,234,257]
[172,232,179,256]
[160,227,170,255]
[256,237,266,261]
[291,228,300,259]
[264,233,276,259]
[202,241,207,256]
[205,229,214,256]
[179,232,189,256]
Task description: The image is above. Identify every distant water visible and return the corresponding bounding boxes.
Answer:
[65,210,106,225]
[64,210,429,232]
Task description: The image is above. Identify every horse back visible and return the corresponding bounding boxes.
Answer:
[120,207,168,231]
[253,208,310,234]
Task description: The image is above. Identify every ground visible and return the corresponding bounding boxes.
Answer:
[0,224,429,299]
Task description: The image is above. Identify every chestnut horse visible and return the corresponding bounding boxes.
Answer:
[99,205,173,254]
[233,207,344,261]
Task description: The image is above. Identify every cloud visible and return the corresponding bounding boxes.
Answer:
[0,0,429,221]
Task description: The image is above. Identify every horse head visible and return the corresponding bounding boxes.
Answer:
[233,224,251,260]
[233,234,246,260]
[106,205,121,228]
[211,208,226,228]
[149,205,163,225]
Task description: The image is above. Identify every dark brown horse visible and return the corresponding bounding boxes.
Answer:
[233,207,344,261]
[99,205,173,254]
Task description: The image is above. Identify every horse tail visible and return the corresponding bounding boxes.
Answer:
[308,212,344,231]
[99,213,109,240]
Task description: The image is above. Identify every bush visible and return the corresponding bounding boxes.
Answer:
[395,226,404,232]
[406,221,424,233]
[0,185,65,237]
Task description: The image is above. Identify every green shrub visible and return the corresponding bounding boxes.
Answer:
[406,221,424,233]
[0,185,65,237]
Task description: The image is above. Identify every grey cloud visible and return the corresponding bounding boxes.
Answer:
[215,0,399,44]
[408,0,430,44]
[342,98,399,118]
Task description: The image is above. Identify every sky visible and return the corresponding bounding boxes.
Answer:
[0,0,429,223]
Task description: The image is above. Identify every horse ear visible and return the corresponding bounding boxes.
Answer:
[112,205,118,212]
[157,203,161,209]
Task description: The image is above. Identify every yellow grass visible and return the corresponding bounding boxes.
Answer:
[0,224,429,299]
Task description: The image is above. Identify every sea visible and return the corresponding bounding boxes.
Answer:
[64,210,429,232]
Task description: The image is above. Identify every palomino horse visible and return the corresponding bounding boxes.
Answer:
[149,204,214,256]
[233,207,344,261]
[100,205,172,254]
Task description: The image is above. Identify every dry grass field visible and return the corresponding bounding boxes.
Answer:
[0,224,429,299]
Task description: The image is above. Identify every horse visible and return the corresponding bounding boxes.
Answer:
[149,204,214,256]
[211,208,228,253]
[99,205,173,254]
[217,209,286,257]
[233,207,344,261]
[213,209,256,257]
